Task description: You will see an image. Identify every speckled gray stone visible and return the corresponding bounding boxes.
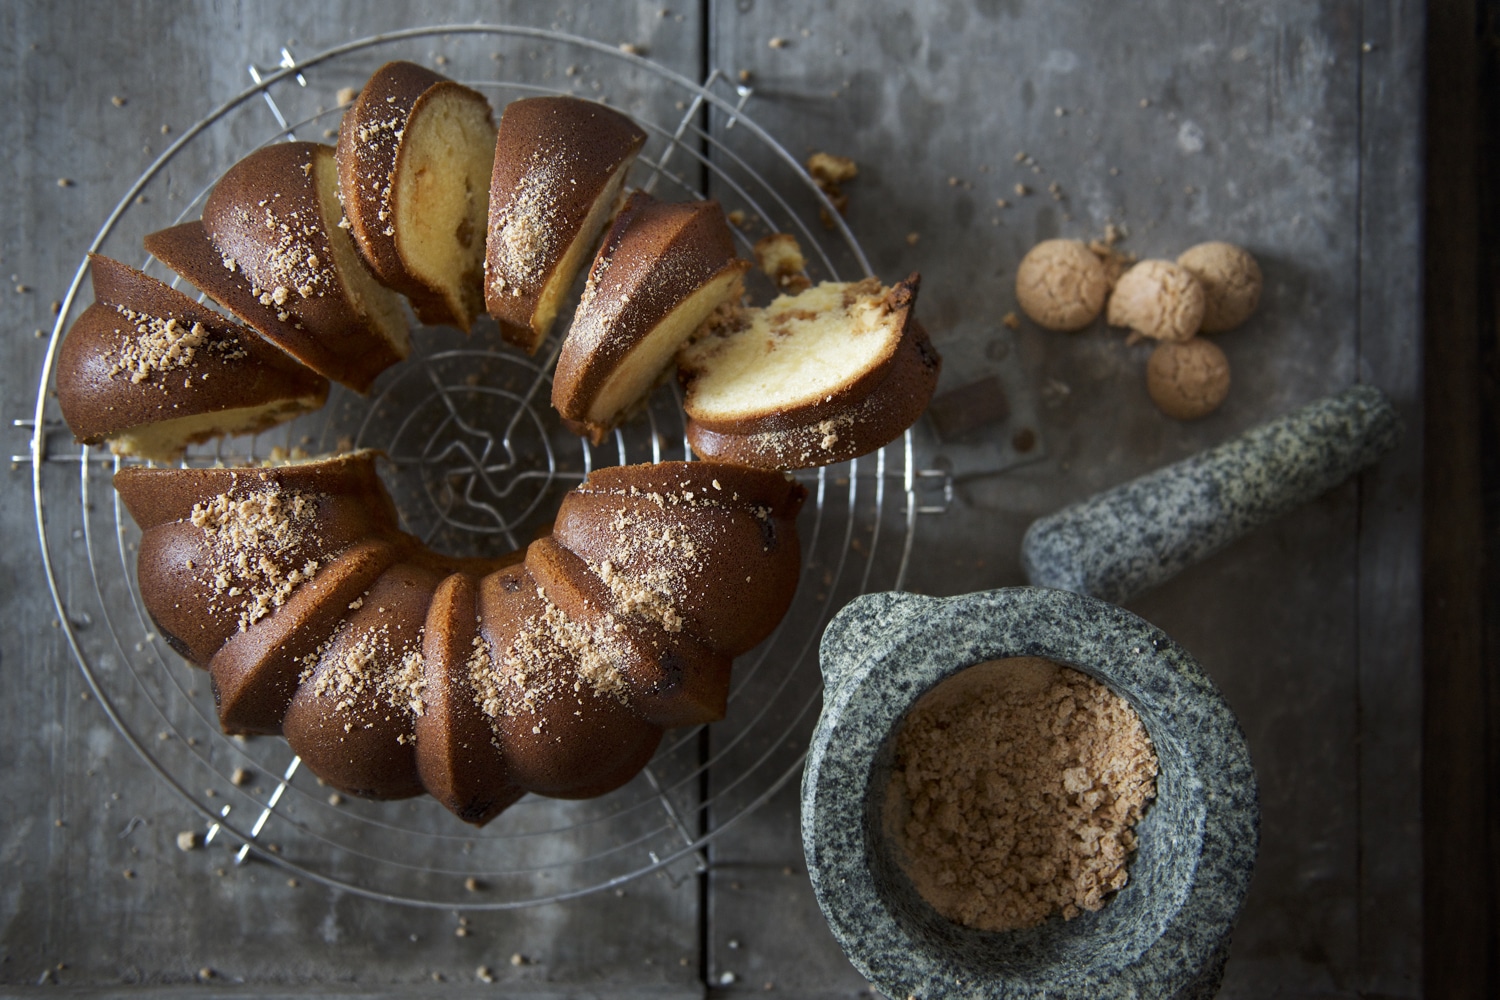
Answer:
[803,587,1258,1000]
[1021,385,1401,603]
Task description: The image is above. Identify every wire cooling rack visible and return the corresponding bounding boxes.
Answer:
[25,26,958,908]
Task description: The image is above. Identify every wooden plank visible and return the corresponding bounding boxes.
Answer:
[707,0,1421,995]
[0,1,708,993]
[1353,0,1425,995]
[0,0,1431,994]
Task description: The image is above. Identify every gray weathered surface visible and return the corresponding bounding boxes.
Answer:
[0,2,707,994]
[708,1,1422,997]
[0,0,1421,996]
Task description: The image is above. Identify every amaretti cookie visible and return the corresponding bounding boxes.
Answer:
[337,61,496,331]
[55,254,328,461]
[677,275,940,470]
[552,193,750,443]
[485,97,647,354]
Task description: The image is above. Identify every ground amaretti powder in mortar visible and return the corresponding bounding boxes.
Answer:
[886,657,1158,932]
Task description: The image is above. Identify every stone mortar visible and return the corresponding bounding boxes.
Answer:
[803,587,1258,1000]
[1021,385,1401,603]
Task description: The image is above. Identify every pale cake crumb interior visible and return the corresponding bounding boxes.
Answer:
[681,279,898,423]
[110,395,324,463]
[532,162,633,343]
[588,270,746,424]
[395,92,495,322]
[313,153,410,355]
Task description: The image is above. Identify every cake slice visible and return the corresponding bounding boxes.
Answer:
[281,561,442,799]
[114,450,407,677]
[677,274,940,470]
[210,539,401,734]
[148,142,409,393]
[475,565,663,798]
[552,193,750,443]
[484,97,647,354]
[551,461,805,657]
[337,61,495,331]
[55,254,328,462]
[681,326,940,470]
[415,572,526,825]
[526,536,733,727]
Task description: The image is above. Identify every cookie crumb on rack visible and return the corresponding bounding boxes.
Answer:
[806,152,856,227]
[753,233,810,292]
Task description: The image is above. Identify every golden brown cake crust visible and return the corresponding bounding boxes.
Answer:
[56,255,328,452]
[553,461,805,656]
[685,317,941,470]
[115,453,804,823]
[484,96,646,352]
[478,565,664,798]
[114,451,401,533]
[415,573,525,825]
[552,193,749,443]
[144,217,399,394]
[115,454,405,669]
[212,539,401,734]
[282,560,444,800]
[526,536,733,727]
[336,61,494,330]
[198,142,406,392]
[679,274,925,435]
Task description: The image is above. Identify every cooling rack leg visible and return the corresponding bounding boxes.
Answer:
[230,755,300,865]
[643,765,708,888]
[248,47,306,142]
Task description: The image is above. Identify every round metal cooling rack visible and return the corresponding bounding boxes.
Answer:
[28,26,952,909]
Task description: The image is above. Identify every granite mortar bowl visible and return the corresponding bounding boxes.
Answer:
[802,587,1259,1000]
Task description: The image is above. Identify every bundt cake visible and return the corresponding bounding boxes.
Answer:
[552,192,750,443]
[55,254,328,461]
[113,452,805,824]
[52,62,947,828]
[336,61,496,331]
[485,96,647,354]
[677,274,940,469]
[145,142,409,393]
